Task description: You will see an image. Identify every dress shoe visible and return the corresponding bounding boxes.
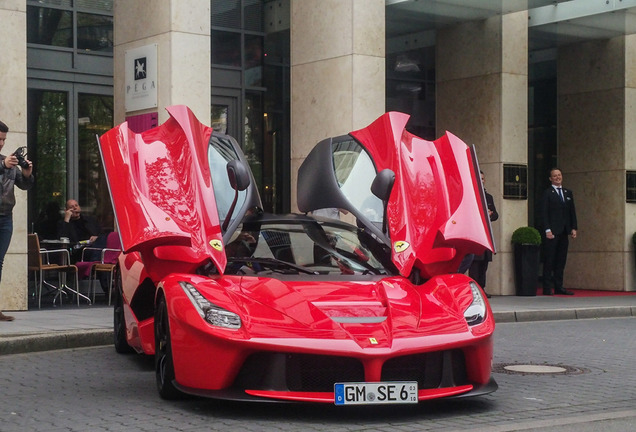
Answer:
[0,312,15,321]
[554,288,574,295]
[485,293,492,299]
[542,290,553,296]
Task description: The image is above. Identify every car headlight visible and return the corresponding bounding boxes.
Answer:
[179,282,242,329]
[464,281,487,326]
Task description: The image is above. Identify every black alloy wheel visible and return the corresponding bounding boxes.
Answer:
[155,294,183,399]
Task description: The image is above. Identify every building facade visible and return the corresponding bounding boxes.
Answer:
[2,0,636,311]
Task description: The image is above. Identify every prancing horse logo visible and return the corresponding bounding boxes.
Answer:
[393,241,410,253]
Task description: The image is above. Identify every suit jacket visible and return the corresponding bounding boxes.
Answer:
[473,191,498,262]
[541,185,577,235]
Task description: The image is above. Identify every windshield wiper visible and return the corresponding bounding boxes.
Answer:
[228,257,319,275]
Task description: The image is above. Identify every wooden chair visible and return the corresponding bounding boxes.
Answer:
[28,234,81,308]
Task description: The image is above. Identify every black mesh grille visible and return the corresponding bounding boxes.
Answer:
[233,350,468,393]
[233,352,364,392]
[382,350,468,389]
[286,353,364,392]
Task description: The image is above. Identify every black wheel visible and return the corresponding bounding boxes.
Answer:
[113,266,133,354]
[155,294,183,399]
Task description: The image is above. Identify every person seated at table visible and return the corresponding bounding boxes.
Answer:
[58,199,102,244]
[57,199,107,263]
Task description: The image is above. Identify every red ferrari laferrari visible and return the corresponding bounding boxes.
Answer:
[99,106,497,404]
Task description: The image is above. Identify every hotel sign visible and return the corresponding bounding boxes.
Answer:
[125,44,158,112]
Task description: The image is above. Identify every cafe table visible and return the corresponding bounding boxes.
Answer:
[39,238,92,305]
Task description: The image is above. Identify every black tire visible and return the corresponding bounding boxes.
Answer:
[113,266,133,354]
[155,294,183,399]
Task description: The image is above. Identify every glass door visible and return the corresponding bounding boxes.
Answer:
[28,84,113,238]
[77,91,114,230]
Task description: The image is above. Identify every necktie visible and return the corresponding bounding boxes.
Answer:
[557,187,564,202]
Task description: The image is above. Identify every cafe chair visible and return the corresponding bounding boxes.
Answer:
[28,233,81,308]
[75,231,122,305]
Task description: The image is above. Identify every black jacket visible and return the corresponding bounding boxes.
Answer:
[58,214,102,243]
[0,156,34,215]
[541,186,577,235]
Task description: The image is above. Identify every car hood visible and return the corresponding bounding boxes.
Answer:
[230,275,474,349]
[98,105,227,279]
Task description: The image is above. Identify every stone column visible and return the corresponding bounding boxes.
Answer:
[558,36,633,291]
[290,0,385,211]
[114,0,211,125]
[0,1,28,311]
[436,12,529,295]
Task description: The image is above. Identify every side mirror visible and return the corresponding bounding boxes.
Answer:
[222,160,251,231]
[371,169,395,234]
[227,159,251,192]
[371,169,395,201]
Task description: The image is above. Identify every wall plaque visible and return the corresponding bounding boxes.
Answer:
[627,171,636,203]
[503,164,527,199]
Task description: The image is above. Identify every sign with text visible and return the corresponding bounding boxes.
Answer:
[125,44,158,112]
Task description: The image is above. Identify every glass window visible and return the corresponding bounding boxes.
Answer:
[27,6,73,48]
[243,0,263,32]
[211,31,242,67]
[244,92,263,190]
[27,2,113,52]
[77,93,114,231]
[29,90,68,239]
[77,12,113,52]
[212,0,241,29]
[211,105,228,134]
[76,0,113,12]
[245,35,263,87]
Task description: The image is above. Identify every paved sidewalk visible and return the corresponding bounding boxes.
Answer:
[1,293,636,355]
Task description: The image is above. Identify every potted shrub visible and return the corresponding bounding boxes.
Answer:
[511,226,542,296]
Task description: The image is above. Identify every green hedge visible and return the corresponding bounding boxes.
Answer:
[511,226,542,245]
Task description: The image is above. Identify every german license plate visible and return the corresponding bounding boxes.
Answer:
[334,381,418,405]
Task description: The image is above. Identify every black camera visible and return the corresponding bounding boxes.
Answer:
[12,146,30,169]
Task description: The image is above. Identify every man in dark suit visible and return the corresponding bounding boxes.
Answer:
[469,171,498,298]
[541,168,577,295]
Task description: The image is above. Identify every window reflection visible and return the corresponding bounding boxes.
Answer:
[211,31,241,67]
[245,35,263,87]
[27,6,72,47]
[244,92,263,197]
[28,90,68,235]
[77,13,113,52]
[27,3,113,52]
[211,105,228,134]
[78,94,114,231]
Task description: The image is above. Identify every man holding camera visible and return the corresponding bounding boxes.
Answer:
[0,120,34,321]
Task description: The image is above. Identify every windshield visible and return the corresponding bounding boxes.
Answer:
[225,219,393,276]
